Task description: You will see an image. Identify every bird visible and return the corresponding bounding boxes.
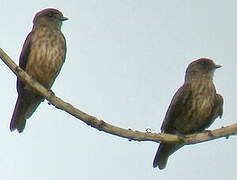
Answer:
[10,8,68,133]
[153,58,223,169]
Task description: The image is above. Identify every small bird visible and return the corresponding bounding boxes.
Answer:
[10,8,68,133]
[153,58,223,169]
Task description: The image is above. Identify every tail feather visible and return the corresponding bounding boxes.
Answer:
[10,96,26,133]
[153,143,183,169]
[10,93,43,133]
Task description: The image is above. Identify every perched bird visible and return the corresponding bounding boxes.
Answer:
[153,58,223,169]
[10,8,68,133]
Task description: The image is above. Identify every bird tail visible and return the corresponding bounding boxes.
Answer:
[153,143,183,169]
[10,93,43,133]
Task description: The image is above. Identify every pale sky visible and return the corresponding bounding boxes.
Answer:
[1,1,237,180]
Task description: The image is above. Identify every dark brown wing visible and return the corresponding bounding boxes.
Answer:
[208,93,223,121]
[214,93,223,118]
[161,83,192,133]
[17,32,33,93]
[153,83,192,169]
[195,93,223,131]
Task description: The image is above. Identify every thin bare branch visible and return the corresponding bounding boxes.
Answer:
[0,48,235,145]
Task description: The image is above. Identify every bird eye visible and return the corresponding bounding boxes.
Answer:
[201,61,207,65]
[199,60,209,67]
[48,13,54,18]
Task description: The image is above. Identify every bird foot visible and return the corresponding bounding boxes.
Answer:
[49,89,55,96]
[204,130,214,137]
[175,132,186,143]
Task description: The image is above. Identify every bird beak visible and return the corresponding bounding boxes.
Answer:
[215,64,222,69]
[60,17,69,21]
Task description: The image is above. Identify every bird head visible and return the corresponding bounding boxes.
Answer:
[33,8,68,29]
[185,58,221,81]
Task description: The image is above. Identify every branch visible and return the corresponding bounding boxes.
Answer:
[0,48,235,145]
